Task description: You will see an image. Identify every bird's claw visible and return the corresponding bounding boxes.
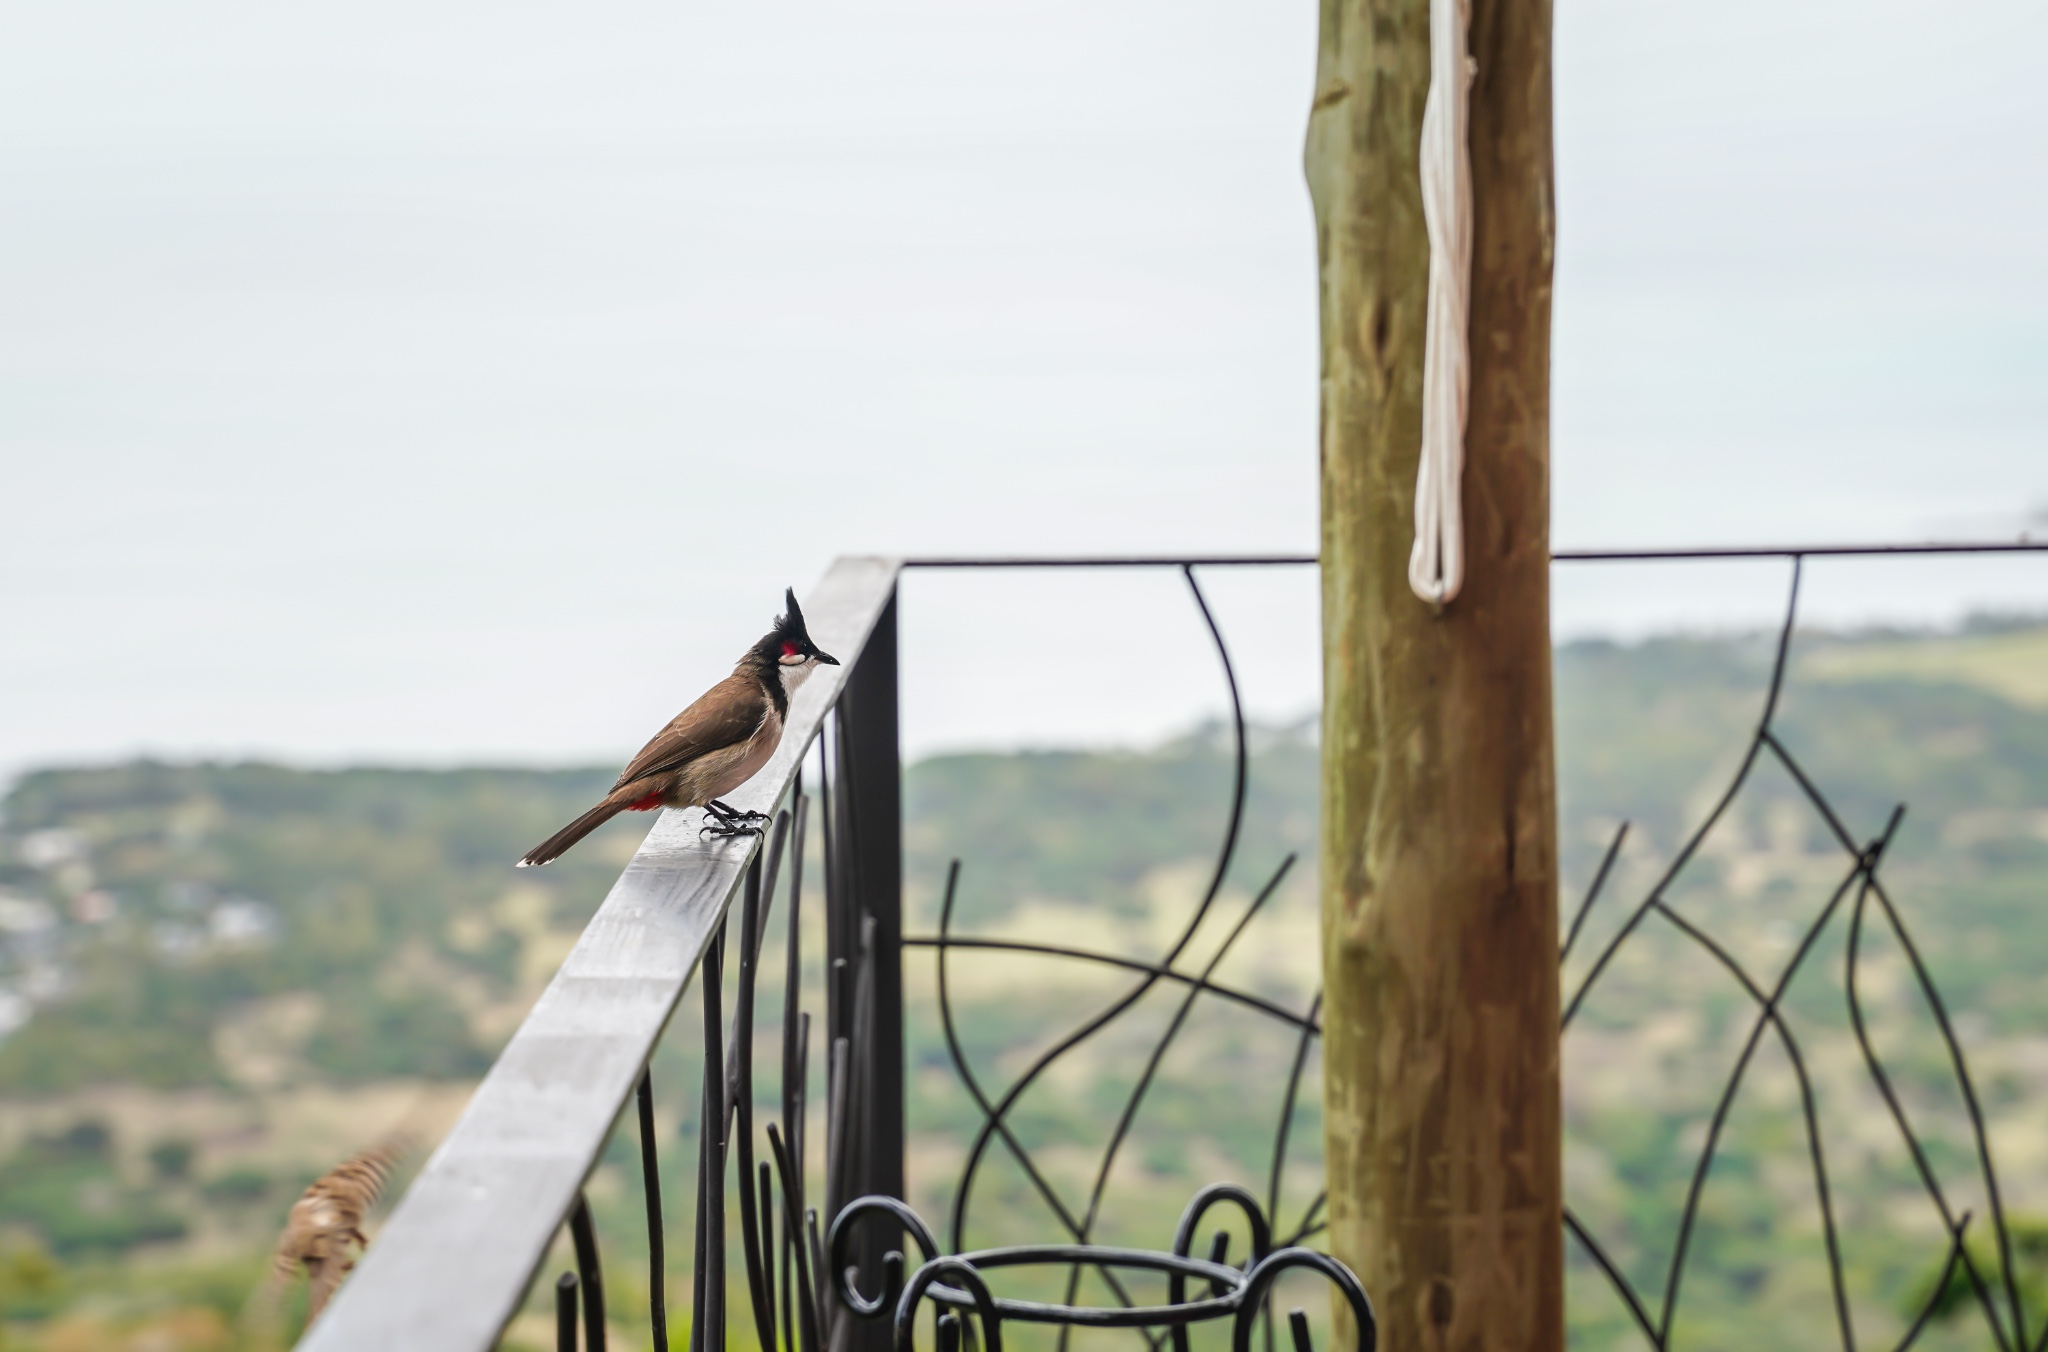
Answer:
[700,800,768,839]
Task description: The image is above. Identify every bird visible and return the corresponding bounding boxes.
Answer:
[258,1138,408,1327]
[517,588,838,867]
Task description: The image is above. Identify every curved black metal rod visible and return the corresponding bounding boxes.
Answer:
[1054,857,1296,1335]
[824,702,881,1301]
[947,564,1251,1254]
[758,1163,779,1352]
[939,831,1233,1247]
[557,1271,580,1352]
[908,1245,1246,1327]
[757,803,793,954]
[696,921,729,1352]
[1561,821,1630,965]
[1075,858,1295,1231]
[747,804,797,1352]
[1168,1186,1272,1352]
[1644,811,1900,1352]
[1564,556,1805,1029]
[1564,1206,1661,1347]
[1231,1249,1376,1352]
[1647,861,1875,1352]
[766,1122,824,1352]
[1266,992,1323,1255]
[1858,872,2030,1350]
[929,862,1161,1332]
[637,1070,669,1352]
[1842,872,1955,1216]
[761,1155,782,1352]
[806,1207,831,1350]
[727,808,791,1109]
[782,783,812,1352]
[905,937,1319,1033]
[825,1032,852,1280]
[932,862,1087,1236]
[689,1111,710,1352]
[1761,730,1864,857]
[782,790,809,1137]
[829,1195,943,1318]
[1840,874,2009,1347]
[569,1191,608,1352]
[1278,1192,1326,1250]
[1881,873,2028,1352]
[1893,1214,1977,1352]
[1171,1184,1272,1264]
[819,721,846,1237]
[734,838,785,1352]
[896,1259,1004,1352]
[1767,730,2021,1333]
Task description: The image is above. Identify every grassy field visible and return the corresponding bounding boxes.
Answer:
[1802,620,2048,710]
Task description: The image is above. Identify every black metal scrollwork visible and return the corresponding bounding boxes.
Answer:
[825,1193,1374,1352]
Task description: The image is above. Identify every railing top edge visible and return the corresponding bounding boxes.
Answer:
[901,540,2048,569]
[903,555,1318,567]
[1552,540,2048,562]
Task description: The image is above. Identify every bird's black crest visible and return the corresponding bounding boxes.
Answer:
[774,587,810,642]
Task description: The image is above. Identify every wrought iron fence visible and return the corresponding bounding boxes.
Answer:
[1556,548,2048,1352]
[302,541,2047,1352]
[302,554,1373,1352]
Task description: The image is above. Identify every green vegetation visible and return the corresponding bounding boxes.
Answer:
[0,619,2043,1349]
[0,764,648,1093]
[0,1123,186,1258]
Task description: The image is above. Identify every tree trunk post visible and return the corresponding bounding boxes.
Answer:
[1306,0,1561,1348]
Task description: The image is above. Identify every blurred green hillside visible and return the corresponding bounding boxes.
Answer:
[0,764,647,1093]
[0,618,2043,1349]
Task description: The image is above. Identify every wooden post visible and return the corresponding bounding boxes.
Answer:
[1306,0,1561,1348]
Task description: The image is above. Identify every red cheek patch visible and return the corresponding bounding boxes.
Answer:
[781,642,800,658]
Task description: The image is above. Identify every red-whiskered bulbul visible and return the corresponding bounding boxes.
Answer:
[517,588,838,867]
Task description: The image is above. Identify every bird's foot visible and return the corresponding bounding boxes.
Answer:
[700,800,767,839]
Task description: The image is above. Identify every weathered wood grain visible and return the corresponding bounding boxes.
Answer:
[301,557,902,1352]
[1308,0,1563,1347]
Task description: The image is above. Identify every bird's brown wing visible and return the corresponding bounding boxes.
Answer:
[611,671,769,790]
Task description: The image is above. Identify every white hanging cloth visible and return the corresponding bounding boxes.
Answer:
[1408,0,1475,608]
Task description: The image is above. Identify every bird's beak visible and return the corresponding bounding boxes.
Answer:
[814,649,840,666]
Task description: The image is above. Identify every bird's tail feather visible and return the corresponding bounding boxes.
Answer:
[519,801,625,867]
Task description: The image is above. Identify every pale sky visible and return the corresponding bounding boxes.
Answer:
[2,0,2044,775]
